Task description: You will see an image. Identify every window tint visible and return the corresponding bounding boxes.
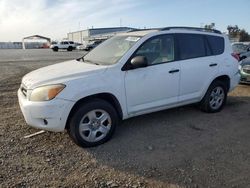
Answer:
[204,38,213,56]
[177,34,206,60]
[207,36,224,55]
[135,35,175,65]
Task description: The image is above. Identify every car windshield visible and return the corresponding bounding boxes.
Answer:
[83,35,141,65]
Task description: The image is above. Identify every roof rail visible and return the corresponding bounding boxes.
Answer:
[127,28,158,33]
[160,27,222,34]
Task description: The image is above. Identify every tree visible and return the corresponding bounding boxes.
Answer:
[204,23,215,30]
[227,25,240,38]
[227,25,250,42]
[239,29,250,42]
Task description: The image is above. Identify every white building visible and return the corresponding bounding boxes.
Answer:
[67,27,135,44]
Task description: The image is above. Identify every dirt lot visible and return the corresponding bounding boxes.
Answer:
[0,49,250,188]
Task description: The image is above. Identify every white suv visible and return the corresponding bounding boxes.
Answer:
[18,27,240,147]
[50,41,76,52]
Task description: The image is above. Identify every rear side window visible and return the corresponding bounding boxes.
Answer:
[177,34,206,60]
[206,35,224,55]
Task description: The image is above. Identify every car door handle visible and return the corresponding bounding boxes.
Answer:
[169,69,180,74]
[209,63,217,67]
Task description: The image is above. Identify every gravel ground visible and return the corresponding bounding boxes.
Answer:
[0,49,250,188]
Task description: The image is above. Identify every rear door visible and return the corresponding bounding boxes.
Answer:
[176,34,218,102]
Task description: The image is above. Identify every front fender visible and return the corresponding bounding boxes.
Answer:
[57,69,128,119]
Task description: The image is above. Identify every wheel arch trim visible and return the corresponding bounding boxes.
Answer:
[65,92,123,130]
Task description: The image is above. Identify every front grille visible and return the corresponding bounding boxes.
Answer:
[243,68,250,74]
[20,85,27,97]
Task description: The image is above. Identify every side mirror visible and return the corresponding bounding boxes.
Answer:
[247,47,250,52]
[130,56,148,69]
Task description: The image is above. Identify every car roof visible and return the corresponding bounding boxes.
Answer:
[119,29,158,37]
[119,27,222,37]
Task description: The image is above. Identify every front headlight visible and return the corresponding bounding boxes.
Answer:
[30,84,65,101]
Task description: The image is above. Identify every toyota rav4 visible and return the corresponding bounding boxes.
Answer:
[18,27,240,147]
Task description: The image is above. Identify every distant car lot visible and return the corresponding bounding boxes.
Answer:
[0,49,250,187]
[240,57,250,83]
[231,42,250,83]
[240,50,250,61]
[232,42,250,61]
[232,42,250,54]
[76,39,106,51]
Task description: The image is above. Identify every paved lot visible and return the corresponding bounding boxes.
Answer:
[0,49,250,187]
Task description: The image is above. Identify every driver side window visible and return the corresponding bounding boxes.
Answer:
[135,35,175,65]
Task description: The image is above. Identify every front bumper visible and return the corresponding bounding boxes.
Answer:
[18,89,75,132]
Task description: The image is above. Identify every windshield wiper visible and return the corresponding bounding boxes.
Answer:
[76,56,84,62]
[76,56,100,65]
[84,59,100,65]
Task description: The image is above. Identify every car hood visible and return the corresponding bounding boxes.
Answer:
[22,60,107,89]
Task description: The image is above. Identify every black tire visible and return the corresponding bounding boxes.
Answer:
[67,46,73,51]
[68,99,118,147]
[53,47,58,52]
[200,80,227,113]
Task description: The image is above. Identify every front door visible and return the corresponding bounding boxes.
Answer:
[124,34,180,115]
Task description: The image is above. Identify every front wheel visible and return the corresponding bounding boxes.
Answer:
[68,99,118,147]
[200,80,227,113]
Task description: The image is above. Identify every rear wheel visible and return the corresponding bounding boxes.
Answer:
[200,80,227,113]
[68,99,118,147]
[52,47,58,52]
[67,46,73,51]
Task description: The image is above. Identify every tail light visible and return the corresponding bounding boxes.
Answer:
[231,53,240,62]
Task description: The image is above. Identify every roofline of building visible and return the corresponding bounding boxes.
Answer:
[68,27,135,34]
[23,35,51,41]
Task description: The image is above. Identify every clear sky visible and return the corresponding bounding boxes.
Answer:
[0,0,249,42]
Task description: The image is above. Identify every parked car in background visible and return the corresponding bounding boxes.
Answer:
[50,41,76,52]
[232,42,250,54]
[18,27,240,148]
[76,44,85,51]
[76,39,105,51]
[239,47,250,61]
[239,57,250,84]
